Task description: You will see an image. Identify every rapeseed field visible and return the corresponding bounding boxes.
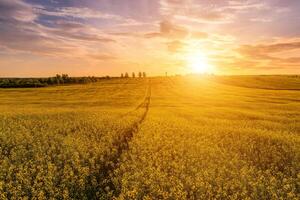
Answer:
[0,76,299,199]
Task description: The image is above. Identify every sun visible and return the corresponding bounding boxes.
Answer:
[186,51,212,74]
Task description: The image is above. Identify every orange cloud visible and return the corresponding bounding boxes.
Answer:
[144,20,189,39]
[239,42,300,55]
[88,54,117,61]
[166,40,185,52]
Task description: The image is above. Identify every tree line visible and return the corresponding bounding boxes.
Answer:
[120,72,146,78]
[0,72,148,88]
[0,74,106,88]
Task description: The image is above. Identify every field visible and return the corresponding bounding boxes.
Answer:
[0,76,299,199]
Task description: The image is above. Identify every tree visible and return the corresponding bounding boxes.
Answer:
[125,72,129,78]
[143,72,147,78]
[132,72,136,78]
[62,74,69,83]
[47,77,55,85]
[121,73,124,78]
[138,72,142,78]
[55,74,63,84]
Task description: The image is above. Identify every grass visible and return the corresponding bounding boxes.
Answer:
[0,76,299,199]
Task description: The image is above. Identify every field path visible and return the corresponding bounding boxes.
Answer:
[114,80,151,154]
[100,80,152,197]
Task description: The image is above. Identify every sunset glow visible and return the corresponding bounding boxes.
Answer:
[0,0,299,76]
[186,50,213,74]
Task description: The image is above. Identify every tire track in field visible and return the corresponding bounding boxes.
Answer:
[99,80,151,198]
[115,82,151,152]
[118,80,151,118]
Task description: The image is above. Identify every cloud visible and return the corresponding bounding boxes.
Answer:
[88,53,117,61]
[0,20,75,56]
[0,0,117,57]
[49,21,116,43]
[224,0,268,11]
[191,32,208,39]
[0,0,37,22]
[159,0,231,23]
[238,41,300,57]
[209,38,300,73]
[250,18,272,23]
[227,40,300,72]
[35,5,143,27]
[36,6,123,21]
[109,32,140,38]
[0,0,65,55]
[159,0,270,24]
[144,20,189,39]
[37,5,148,33]
[143,19,209,54]
[160,20,188,37]
[166,40,185,52]
[0,19,115,56]
[144,32,162,38]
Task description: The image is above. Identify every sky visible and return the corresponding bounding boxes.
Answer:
[0,0,299,77]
